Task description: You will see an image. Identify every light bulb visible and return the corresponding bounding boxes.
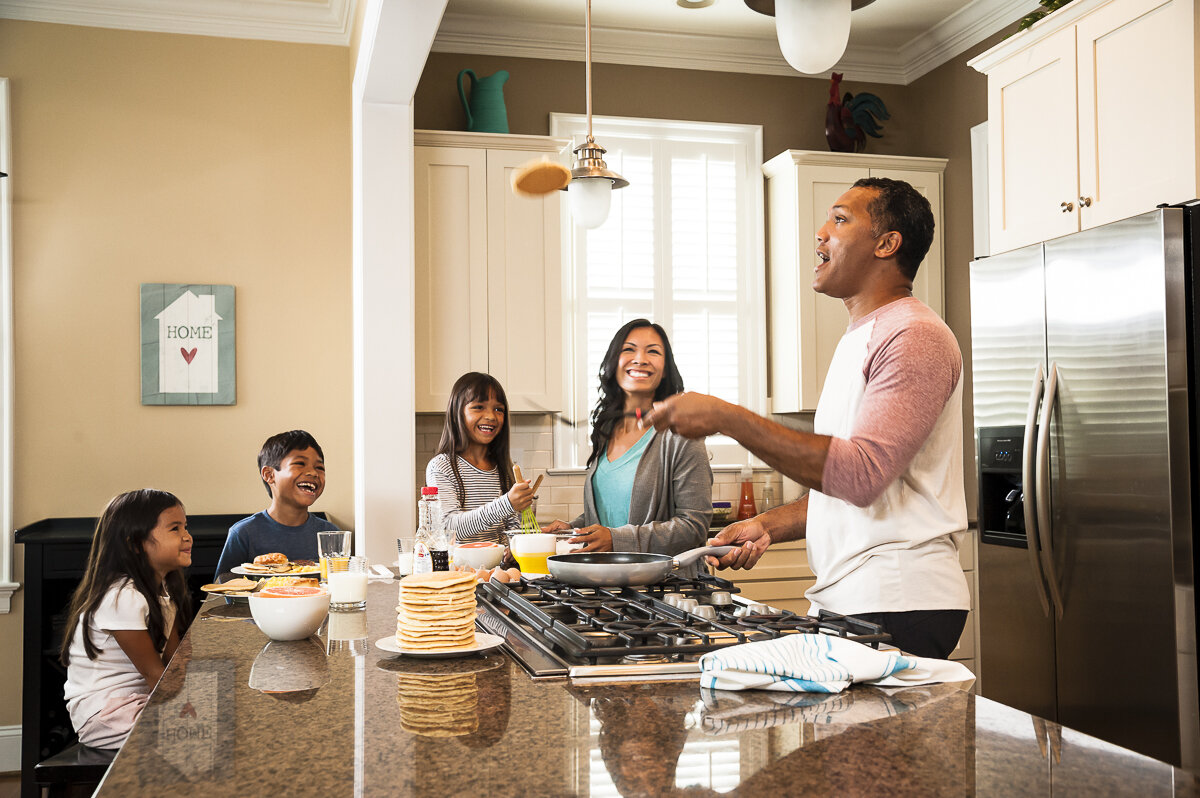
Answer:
[775,0,851,74]
[568,177,613,229]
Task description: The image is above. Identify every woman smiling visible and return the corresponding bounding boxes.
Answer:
[546,319,713,574]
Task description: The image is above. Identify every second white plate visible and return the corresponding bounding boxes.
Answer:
[374,632,505,659]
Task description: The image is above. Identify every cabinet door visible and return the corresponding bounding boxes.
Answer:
[874,167,944,316]
[414,146,489,412]
[987,26,1080,254]
[1077,0,1195,229]
[485,149,563,412]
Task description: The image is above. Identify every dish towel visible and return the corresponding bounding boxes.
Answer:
[699,634,974,693]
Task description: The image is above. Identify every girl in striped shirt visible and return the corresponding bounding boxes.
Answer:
[425,372,535,544]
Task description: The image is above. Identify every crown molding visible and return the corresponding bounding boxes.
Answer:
[0,0,354,46]
[433,0,1035,86]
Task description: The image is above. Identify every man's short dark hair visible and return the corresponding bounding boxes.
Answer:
[258,430,324,497]
[852,177,935,281]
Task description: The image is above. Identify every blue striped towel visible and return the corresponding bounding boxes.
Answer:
[699,634,973,693]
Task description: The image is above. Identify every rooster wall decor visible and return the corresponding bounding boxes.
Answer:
[825,73,889,153]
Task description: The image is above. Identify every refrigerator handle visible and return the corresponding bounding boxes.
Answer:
[1022,363,1051,617]
[1035,362,1066,620]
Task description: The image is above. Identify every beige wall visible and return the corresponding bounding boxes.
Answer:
[0,20,352,728]
[416,52,917,157]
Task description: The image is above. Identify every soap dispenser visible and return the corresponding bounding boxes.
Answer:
[736,466,758,520]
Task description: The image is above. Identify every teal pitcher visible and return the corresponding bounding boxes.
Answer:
[457,69,510,134]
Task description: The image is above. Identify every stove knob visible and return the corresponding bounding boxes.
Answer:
[693,605,716,620]
[708,591,732,606]
[677,598,700,613]
[662,593,685,607]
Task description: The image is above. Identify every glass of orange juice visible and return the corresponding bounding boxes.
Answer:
[509,533,556,576]
[318,530,351,583]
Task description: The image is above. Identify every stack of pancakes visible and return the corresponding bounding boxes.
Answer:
[397,672,479,737]
[396,570,477,651]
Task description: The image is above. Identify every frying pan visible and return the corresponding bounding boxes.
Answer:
[546,546,735,587]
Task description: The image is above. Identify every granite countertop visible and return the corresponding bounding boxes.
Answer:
[94,581,1198,796]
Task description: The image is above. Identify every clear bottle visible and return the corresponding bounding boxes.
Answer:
[761,482,776,513]
[736,466,758,520]
[413,487,437,575]
[426,486,450,572]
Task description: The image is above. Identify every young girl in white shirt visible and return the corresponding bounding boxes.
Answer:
[60,489,193,749]
[425,372,535,544]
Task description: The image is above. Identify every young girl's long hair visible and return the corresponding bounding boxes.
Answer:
[60,489,193,665]
[435,372,514,507]
[588,319,685,467]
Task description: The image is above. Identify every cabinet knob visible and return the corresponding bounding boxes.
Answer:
[1061,201,1075,213]
[1078,196,1093,207]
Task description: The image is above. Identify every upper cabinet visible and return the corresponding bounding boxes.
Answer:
[971,0,1195,254]
[764,151,946,414]
[414,131,569,413]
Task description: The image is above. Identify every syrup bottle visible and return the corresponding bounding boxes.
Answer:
[736,466,758,520]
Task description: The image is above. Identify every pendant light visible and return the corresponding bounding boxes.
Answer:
[566,0,628,229]
[745,0,876,75]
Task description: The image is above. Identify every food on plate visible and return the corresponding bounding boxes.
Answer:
[397,672,479,737]
[396,570,477,651]
[201,577,258,594]
[259,585,326,598]
[241,559,318,574]
[258,576,319,591]
[254,552,289,566]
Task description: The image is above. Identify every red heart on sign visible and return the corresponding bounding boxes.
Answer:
[181,347,198,364]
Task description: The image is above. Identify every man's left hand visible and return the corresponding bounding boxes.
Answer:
[645,392,729,439]
[574,525,614,552]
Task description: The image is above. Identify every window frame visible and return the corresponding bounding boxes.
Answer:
[0,77,16,611]
[548,113,766,471]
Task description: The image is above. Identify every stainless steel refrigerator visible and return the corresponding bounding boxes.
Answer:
[971,206,1200,768]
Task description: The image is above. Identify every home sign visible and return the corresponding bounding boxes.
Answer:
[140,283,235,405]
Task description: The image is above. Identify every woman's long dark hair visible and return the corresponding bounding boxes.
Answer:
[436,372,514,507]
[60,489,192,665]
[587,319,685,467]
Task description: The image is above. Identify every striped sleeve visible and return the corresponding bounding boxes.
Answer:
[424,454,517,544]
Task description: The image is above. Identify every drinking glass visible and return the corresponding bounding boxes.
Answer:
[328,555,368,611]
[396,536,415,576]
[318,530,352,583]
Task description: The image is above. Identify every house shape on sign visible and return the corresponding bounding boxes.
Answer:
[155,290,222,394]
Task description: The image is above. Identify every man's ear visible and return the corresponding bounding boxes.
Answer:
[875,230,902,260]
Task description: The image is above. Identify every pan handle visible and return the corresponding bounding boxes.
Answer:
[672,545,736,569]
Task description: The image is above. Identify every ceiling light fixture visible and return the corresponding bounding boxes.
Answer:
[745,0,876,75]
[565,0,628,229]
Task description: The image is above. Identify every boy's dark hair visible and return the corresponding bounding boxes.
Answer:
[588,319,685,467]
[259,430,324,497]
[436,373,514,506]
[852,176,935,281]
[60,489,192,666]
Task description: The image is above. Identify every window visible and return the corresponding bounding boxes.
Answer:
[550,114,765,468]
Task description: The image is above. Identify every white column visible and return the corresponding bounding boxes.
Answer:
[352,0,447,565]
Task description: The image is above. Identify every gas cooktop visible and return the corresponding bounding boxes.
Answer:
[474,573,890,681]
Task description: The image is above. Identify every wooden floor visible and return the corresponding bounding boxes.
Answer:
[0,772,19,798]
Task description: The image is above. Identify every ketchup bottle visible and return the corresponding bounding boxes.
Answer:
[736,466,758,520]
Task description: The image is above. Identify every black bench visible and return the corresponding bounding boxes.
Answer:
[32,742,117,797]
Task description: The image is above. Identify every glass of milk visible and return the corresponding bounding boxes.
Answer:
[328,555,368,611]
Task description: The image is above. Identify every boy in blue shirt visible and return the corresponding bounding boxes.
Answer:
[215,430,340,577]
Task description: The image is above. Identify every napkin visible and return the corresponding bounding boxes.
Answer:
[698,633,973,693]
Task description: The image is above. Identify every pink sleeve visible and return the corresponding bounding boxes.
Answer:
[822,316,961,507]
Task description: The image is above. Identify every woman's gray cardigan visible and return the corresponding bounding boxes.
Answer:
[571,428,714,576]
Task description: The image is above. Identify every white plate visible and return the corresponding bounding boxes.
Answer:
[374,632,505,659]
[231,565,320,577]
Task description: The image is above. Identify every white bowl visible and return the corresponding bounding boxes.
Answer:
[453,542,504,569]
[248,590,330,641]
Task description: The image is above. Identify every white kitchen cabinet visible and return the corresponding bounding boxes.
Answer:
[763,150,947,414]
[971,0,1195,254]
[414,131,569,412]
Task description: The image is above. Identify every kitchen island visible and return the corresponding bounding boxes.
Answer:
[92,580,1197,796]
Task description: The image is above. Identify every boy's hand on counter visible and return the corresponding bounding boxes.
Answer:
[574,525,614,552]
[541,520,572,533]
[508,480,534,511]
[706,519,770,570]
